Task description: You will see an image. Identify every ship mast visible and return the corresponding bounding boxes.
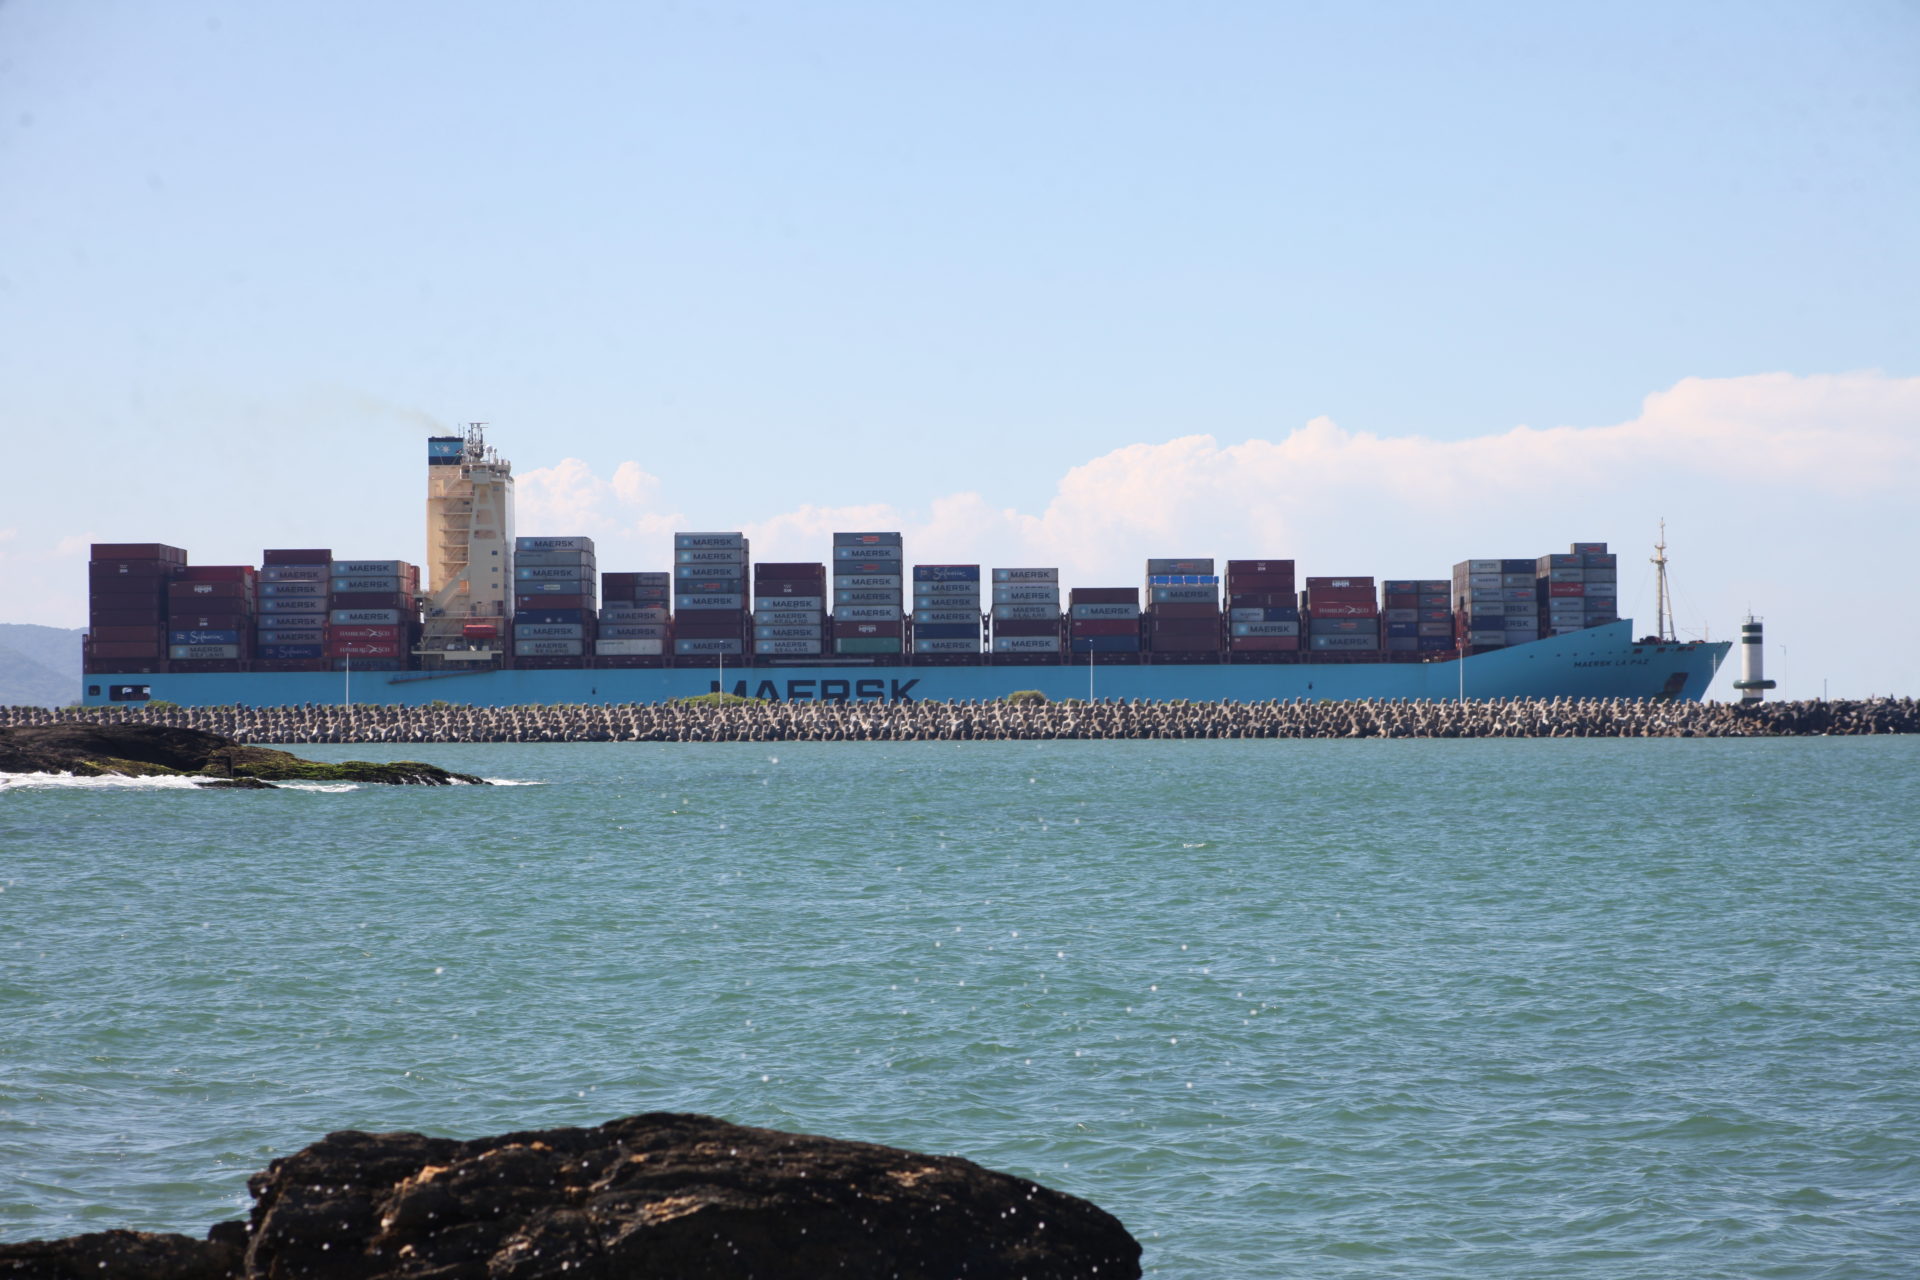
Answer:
[1651,519,1675,643]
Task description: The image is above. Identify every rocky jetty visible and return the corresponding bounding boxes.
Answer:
[0,723,483,786]
[4,695,1916,743]
[0,1113,1140,1280]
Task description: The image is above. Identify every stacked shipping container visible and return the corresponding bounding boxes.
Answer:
[330,558,421,671]
[674,533,749,660]
[1145,559,1221,659]
[1303,576,1380,658]
[1225,559,1298,660]
[511,537,593,668]
[1069,586,1140,658]
[256,549,333,670]
[167,565,257,671]
[754,562,828,657]
[1380,578,1454,659]
[911,565,982,655]
[1537,542,1619,635]
[85,544,186,673]
[991,568,1062,656]
[833,533,904,655]
[597,571,671,665]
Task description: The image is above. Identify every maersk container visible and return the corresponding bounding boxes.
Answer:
[1231,622,1301,637]
[1417,622,1453,637]
[256,603,329,621]
[167,629,240,645]
[1072,603,1141,621]
[332,560,408,577]
[332,577,405,593]
[674,594,746,610]
[1150,586,1216,604]
[514,551,595,568]
[169,644,242,660]
[993,567,1059,583]
[834,574,904,591]
[676,548,746,565]
[833,545,902,562]
[833,589,900,606]
[260,566,328,582]
[674,563,746,581]
[755,640,825,655]
[599,624,667,639]
[753,591,826,609]
[914,565,980,582]
[1584,567,1618,583]
[1228,607,1297,623]
[673,533,747,551]
[1467,573,1502,590]
[600,607,670,623]
[756,625,822,640]
[596,639,664,656]
[914,608,981,625]
[514,624,584,639]
[992,603,1059,621]
[516,640,584,657]
[993,585,1060,606]
[256,629,325,645]
[1546,567,1584,583]
[675,637,745,655]
[911,579,981,597]
[331,609,403,626]
[1583,580,1618,598]
[517,536,595,553]
[835,605,903,622]
[752,609,826,625]
[993,636,1061,653]
[260,581,325,597]
[1309,634,1379,651]
[913,638,980,654]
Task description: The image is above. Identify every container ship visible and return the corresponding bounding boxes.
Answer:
[79,427,1728,707]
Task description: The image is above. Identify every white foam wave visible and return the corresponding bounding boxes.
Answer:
[481,778,547,786]
[0,772,209,792]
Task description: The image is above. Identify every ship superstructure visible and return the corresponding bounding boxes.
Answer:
[419,426,515,669]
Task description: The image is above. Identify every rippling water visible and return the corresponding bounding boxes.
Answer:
[4,738,1917,1277]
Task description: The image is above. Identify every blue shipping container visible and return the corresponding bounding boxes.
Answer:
[1417,636,1456,650]
[1385,622,1420,638]
[168,629,240,645]
[257,644,325,659]
[517,608,589,625]
[912,622,980,640]
[1072,636,1143,653]
[913,565,981,582]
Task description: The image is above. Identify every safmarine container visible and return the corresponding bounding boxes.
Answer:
[165,629,240,646]
[256,644,325,659]
[914,564,980,582]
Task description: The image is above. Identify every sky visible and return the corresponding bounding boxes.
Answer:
[1,0,1914,700]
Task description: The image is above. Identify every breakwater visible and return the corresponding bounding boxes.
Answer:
[4,697,1915,742]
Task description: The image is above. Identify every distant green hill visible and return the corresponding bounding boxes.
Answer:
[0,625,85,707]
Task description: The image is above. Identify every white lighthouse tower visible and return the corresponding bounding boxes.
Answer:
[1730,615,1777,703]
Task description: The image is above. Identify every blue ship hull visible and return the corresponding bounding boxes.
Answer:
[80,622,1729,707]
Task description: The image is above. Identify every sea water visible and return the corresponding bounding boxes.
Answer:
[2,738,1916,1278]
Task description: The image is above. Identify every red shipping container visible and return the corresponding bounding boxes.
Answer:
[91,593,166,614]
[327,640,401,657]
[1307,602,1380,618]
[674,622,746,639]
[1069,619,1137,636]
[754,580,822,597]
[1148,634,1222,652]
[1305,576,1376,589]
[1303,586,1373,603]
[1152,602,1221,620]
[754,563,826,580]
[89,560,179,581]
[1547,582,1585,597]
[517,593,590,610]
[180,566,257,583]
[170,613,249,631]
[168,580,249,600]
[332,625,402,642]
[1226,560,1294,575]
[1229,636,1300,651]
[90,608,166,627]
[833,620,905,638]
[1067,587,1138,605]
[91,543,187,563]
[1227,592,1293,609]
[989,619,1057,637]
[1224,572,1294,592]
[1149,617,1222,636]
[263,549,332,565]
[90,641,164,658]
[1383,593,1419,609]
[91,626,162,643]
[331,591,413,609]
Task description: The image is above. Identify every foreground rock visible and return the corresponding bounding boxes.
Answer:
[0,1113,1140,1279]
[0,723,483,786]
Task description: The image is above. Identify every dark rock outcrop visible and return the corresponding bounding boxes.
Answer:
[1,1114,1139,1280]
[0,1226,243,1278]
[0,723,483,786]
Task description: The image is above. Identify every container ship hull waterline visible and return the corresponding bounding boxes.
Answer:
[79,428,1729,708]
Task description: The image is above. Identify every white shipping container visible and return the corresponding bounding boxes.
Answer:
[517,640,583,656]
[913,609,981,625]
[168,645,241,659]
[594,639,664,656]
[911,580,981,597]
[1467,559,1501,573]
[516,536,595,552]
[1071,603,1141,620]
[832,545,903,561]
[833,574,904,591]
[992,585,1061,605]
[752,595,826,612]
[992,603,1059,620]
[752,610,825,625]
[331,609,403,625]
[674,594,746,610]
[672,533,746,550]
[676,548,747,564]
[913,638,980,653]
[754,640,824,655]
[675,638,744,655]
[755,626,823,640]
[834,605,903,622]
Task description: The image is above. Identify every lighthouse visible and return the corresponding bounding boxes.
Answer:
[1730,615,1777,703]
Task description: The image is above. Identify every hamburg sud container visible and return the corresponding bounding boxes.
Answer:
[833,533,903,655]
[511,537,593,667]
[1145,559,1220,656]
[166,566,257,670]
[323,555,421,671]
[912,565,982,654]
[597,571,671,661]
[1302,576,1379,656]
[86,544,187,673]
[1225,559,1296,657]
[991,567,1061,655]
[254,549,332,668]
[754,562,827,656]
[1068,586,1140,655]
[673,533,747,659]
